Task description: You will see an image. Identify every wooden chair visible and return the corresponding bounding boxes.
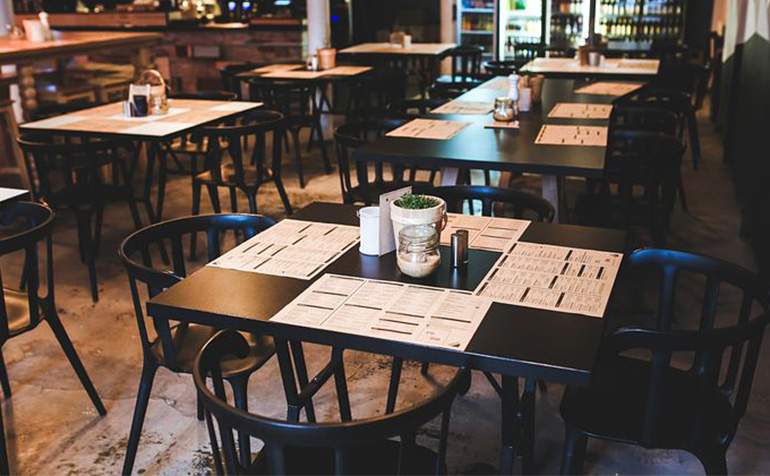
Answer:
[433,46,484,93]
[560,248,770,475]
[118,213,278,476]
[194,329,470,475]
[483,59,519,76]
[18,137,143,302]
[0,202,106,475]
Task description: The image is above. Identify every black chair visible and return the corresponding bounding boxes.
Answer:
[119,214,278,475]
[0,202,106,474]
[483,59,519,76]
[28,100,105,122]
[18,137,143,302]
[247,78,331,188]
[560,248,770,475]
[574,131,685,246]
[194,329,469,475]
[433,45,484,93]
[191,109,292,233]
[429,185,556,222]
[334,118,436,205]
[218,62,266,99]
[169,91,238,102]
[347,67,408,120]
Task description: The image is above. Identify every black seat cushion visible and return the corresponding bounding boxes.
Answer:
[560,355,736,449]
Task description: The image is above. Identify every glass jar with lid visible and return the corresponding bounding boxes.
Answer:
[397,225,441,278]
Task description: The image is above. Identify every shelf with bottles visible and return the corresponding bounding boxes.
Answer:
[550,13,584,47]
[598,16,682,41]
[552,0,585,15]
[461,14,496,33]
[462,0,496,8]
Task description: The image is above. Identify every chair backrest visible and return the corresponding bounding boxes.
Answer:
[118,214,275,370]
[609,106,680,136]
[334,118,411,203]
[0,202,55,344]
[246,78,324,121]
[427,185,555,222]
[200,110,285,188]
[654,62,710,109]
[613,87,692,121]
[169,91,238,102]
[603,130,685,226]
[194,329,465,475]
[483,60,518,76]
[17,137,135,204]
[602,248,770,446]
[449,46,483,84]
[350,67,408,120]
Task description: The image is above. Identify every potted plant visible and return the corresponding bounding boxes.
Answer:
[390,193,447,249]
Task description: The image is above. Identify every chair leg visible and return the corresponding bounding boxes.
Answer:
[316,124,332,174]
[696,447,728,476]
[0,401,8,476]
[386,357,403,414]
[196,392,204,421]
[483,371,503,398]
[420,361,430,375]
[687,111,701,170]
[122,362,158,476]
[190,179,202,260]
[47,312,106,415]
[228,187,238,213]
[290,129,305,189]
[92,205,104,255]
[289,341,315,422]
[331,348,351,422]
[229,375,252,469]
[76,211,99,303]
[0,352,11,399]
[206,184,222,213]
[273,176,293,216]
[560,425,588,475]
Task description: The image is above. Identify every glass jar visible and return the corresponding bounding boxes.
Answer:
[493,96,516,122]
[137,69,168,115]
[397,225,441,278]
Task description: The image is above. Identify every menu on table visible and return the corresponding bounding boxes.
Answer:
[574,82,643,96]
[475,242,622,318]
[271,274,492,351]
[386,118,470,140]
[250,64,302,74]
[209,220,359,280]
[440,214,530,252]
[548,103,613,119]
[535,125,608,147]
[322,66,373,76]
[431,100,493,115]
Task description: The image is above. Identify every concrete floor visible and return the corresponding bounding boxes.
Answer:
[1,106,769,475]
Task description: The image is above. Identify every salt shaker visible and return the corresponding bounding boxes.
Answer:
[451,229,469,269]
[507,74,520,117]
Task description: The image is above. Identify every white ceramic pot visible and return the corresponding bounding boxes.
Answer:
[390,196,447,250]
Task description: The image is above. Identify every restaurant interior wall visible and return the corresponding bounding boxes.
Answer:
[350,0,441,44]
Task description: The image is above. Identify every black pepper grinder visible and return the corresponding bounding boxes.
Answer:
[450,229,469,269]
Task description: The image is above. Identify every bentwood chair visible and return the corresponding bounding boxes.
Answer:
[18,137,143,302]
[0,202,106,474]
[195,329,470,475]
[219,63,264,98]
[560,249,770,475]
[574,131,685,246]
[433,45,484,94]
[347,67,408,121]
[119,214,278,475]
[191,109,292,233]
[247,78,331,188]
[334,119,436,205]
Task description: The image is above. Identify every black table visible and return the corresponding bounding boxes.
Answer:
[354,78,622,222]
[147,202,626,474]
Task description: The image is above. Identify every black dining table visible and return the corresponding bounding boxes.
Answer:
[146,201,627,474]
[354,77,637,222]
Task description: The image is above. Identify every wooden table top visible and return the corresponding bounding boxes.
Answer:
[355,77,632,178]
[520,57,660,78]
[20,99,263,140]
[0,30,161,64]
[147,202,626,386]
[339,42,456,56]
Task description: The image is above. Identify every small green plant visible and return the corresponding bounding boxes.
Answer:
[394,194,440,210]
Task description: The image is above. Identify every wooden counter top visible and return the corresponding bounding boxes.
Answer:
[0,31,161,64]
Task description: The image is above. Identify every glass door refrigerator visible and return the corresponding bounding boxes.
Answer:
[498,0,547,60]
[594,0,687,52]
[457,0,499,61]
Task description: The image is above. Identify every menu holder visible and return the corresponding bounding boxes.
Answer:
[271,274,493,351]
[534,125,608,147]
[431,100,493,115]
[385,118,469,140]
[574,82,643,96]
[484,121,520,130]
[379,187,411,256]
[475,242,623,318]
[548,103,613,119]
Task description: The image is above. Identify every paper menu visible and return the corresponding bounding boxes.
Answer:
[439,214,530,252]
[208,219,359,280]
[474,242,622,318]
[534,125,608,147]
[386,119,470,140]
[271,274,492,351]
[548,103,613,119]
[431,100,493,115]
[574,82,643,96]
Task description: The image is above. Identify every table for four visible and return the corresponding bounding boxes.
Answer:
[148,202,626,474]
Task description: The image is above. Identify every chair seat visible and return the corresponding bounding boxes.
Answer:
[248,439,444,475]
[2,289,40,336]
[560,355,736,449]
[150,324,274,377]
[349,181,432,205]
[194,163,273,188]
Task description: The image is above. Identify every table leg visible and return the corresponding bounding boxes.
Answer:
[440,167,460,186]
[142,142,158,223]
[499,375,520,475]
[274,338,303,422]
[521,378,537,474]
[541,174,565,223]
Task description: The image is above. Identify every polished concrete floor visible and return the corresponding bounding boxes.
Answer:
[2,106,769,475]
